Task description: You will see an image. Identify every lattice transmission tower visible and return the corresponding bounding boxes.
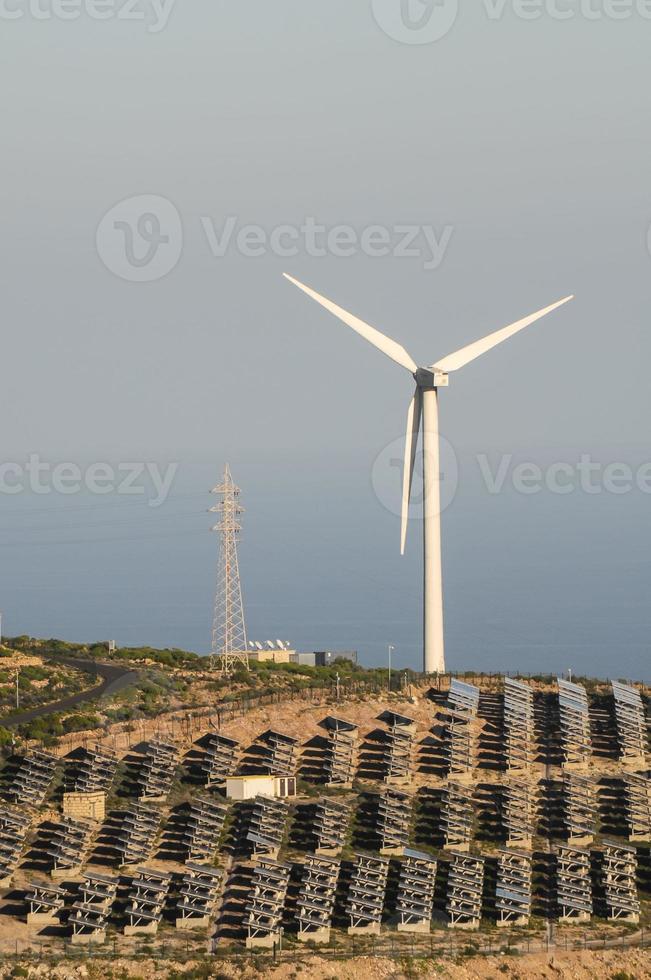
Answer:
[210,464,249,673]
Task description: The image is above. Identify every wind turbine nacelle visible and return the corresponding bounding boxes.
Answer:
[415,368,449,389]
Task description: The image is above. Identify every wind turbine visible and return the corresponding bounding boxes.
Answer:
[284,273,574,674]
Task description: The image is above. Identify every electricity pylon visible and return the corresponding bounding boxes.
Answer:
[210,464,249,673]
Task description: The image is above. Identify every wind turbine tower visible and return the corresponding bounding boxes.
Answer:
[210,464,249,673]
[284,275,574,675]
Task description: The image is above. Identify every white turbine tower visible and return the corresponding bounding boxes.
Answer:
[284,273,574,675]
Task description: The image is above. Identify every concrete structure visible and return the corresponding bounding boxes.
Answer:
[248,648,293,664]
[63,791,106,823]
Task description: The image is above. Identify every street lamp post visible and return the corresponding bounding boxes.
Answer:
[388,645,395,693]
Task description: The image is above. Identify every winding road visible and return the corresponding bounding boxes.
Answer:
[1,656,139,728]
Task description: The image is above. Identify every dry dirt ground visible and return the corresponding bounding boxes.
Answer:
[0,948,649,979]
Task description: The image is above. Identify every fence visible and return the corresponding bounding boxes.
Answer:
[1,924,649,967]
[28,668,649,758]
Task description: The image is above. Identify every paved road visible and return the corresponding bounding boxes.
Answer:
[1,656,139,728]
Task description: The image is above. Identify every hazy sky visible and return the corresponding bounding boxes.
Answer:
[1,3,650,679]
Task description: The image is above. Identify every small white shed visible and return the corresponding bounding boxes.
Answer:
[225,774,297,801]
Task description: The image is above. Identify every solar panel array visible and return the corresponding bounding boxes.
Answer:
[0,808,30,884]
[557,679,592,766]
[69,873,118,944]
[443,711,474,777]
[8,750,57,806]
[377,788,412,854]
[200,733,239,787]
[25,882,67,924]
[246,795,289,859]
[495,850,532,926]
[503,678,535,770]
[556,845,592,921]
[600,841,640,922]
[446,852,484,929]
[612,681,647,761]
[396,850,437,933]
[501,781,535,847]
[382,713,416,784]
[124,868,171,935]
[346,854,389,933]
[175,864,222,929]
[245,859,291,948]
[114,803,162,867]
[135,740,178,801]
[442,781,474,850]
[66,746,117,795]
[1,683,648,947]
[295,855,340,943]
[448,680,480,717]
[182,797,228,862]
[562,772,596,844]
[624,772,651,842]
[313,797,350,855]
[257,731,297,777]
[323,717,357,787]
[45,816,94,874]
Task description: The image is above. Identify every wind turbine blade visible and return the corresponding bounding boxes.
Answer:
[284,274,417,372]
[433,295,574,373]
[400,388,422,556]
